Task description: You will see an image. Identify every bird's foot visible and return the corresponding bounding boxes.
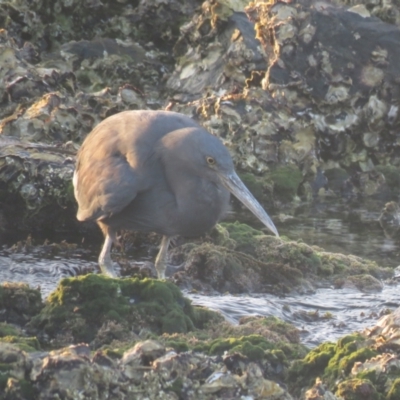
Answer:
[155,264,166,280]
[99,259,119,278]
[98,233,119,278]
[154,262,185,279]
[155,235,170,280]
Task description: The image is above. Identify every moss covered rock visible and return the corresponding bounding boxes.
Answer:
[28,274,218,346]
[334,274,383,292]
[336,378,380,400]
[288,333,396,398]
[0,336,40,353]
[219,220,265,253]
[207,334,279,361]
[0,323,19,337]
[173,221,392,295]
[164,315,306,365]
[270,165,303,200]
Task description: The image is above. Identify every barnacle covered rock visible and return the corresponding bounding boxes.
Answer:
[30,344,122,399]
[244,0,400,193]
[0,136,77,233]
[167,0,400,200]
[167,0,267,101]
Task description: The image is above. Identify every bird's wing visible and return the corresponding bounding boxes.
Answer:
[74,149,140,222]
[74,109,202,222]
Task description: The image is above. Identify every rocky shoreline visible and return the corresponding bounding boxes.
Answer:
[1,222,400,399]
[2,0,400,398]
[1,270,400,399]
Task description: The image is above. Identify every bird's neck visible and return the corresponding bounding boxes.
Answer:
[163,162,229,236]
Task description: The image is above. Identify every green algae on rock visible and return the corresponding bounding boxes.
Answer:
[219,220,265,254]
[0,285,42,352]
[289,308,400,400]
[28,274,220,346]
[0,322,40,352]
[0,323,19,338]
[0,336,40,353]
[289,335,377,398]
[162,315,307,375]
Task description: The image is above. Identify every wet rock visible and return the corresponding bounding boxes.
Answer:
[31,344,122,400]
[366,306,400,352]
[336,378,379,400]
[0,342,35,398]
[201,368,239,395]
[247,0,400,192]
[376,165,400,197]
[334,274,384,293]
[290,305,400,399]
[0,282,43,325]
[379,201,400,238]
[5,0,400,237]
[0,135,77,234]
[244,362,291,399]
[124,339,165,360]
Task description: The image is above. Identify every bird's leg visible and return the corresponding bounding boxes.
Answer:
[98,227,118,278]
[155,235,170,279]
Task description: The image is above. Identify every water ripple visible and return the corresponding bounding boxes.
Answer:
[188,285,400,347]
[0,255,97,296]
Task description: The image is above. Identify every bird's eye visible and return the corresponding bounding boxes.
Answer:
[206,156,216,165]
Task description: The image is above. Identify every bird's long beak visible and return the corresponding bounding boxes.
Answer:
[219,171,279,237]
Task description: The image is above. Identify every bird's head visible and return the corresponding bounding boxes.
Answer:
[161,127,279,237]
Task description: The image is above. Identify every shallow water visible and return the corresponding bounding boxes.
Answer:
[188,284,400,347]
[0,253,97,295]
[2,198,400,348]
[279,200,400,268]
